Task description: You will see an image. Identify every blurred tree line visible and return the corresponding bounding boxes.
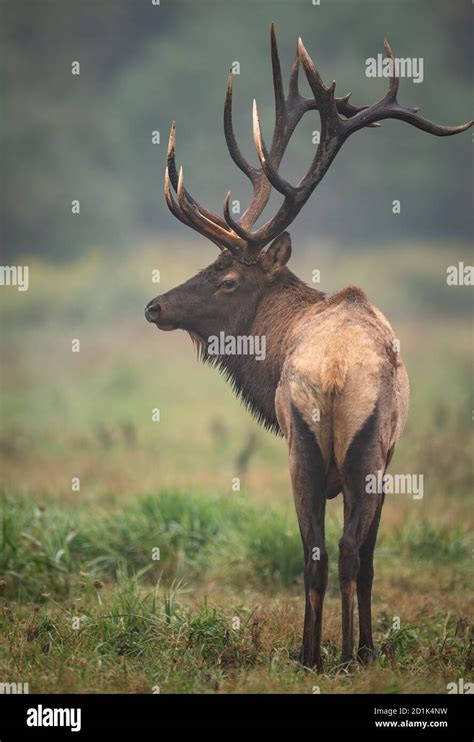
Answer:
[1,0,472,261]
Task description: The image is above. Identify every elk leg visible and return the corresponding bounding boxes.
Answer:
[300,526,328,671]
[286,405,328,671]
[339,409,385,665]
[338,496,361,665]
[357,495,383,663]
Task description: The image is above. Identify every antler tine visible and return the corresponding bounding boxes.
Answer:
[287,42,378,126]
[169,167,228,251]
[335,92,380,127]
[288,49,378,124]
[165,166,229,251]
[252,100,297,197]
[224,71,259,182]
[343,39,474,137]
[384,38,400,102]
[164,166,195,229]
[231,25,321,236]
[222,27,287,236]
[231,23,298,234]
[287,38,302,104]
[164,134,245,253]
[234,38,344,250]
[296,40,347,193]
[297,38,341,135]
[297,37,332,102]
[167,122,231,232]
[222,190,255,243]
[164,121,247,252]
[270,22,286,136]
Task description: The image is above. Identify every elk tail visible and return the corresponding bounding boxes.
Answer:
[321,355,348,395]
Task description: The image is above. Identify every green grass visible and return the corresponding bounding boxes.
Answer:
[2,491,470,604]
[1,558,471,694]
[0,491,320,601]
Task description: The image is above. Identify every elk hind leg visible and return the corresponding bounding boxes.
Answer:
[339,409,385,665]
[285,403,328,671]
[357,495,383,663]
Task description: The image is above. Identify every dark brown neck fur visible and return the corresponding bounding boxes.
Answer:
[193,269,325,434]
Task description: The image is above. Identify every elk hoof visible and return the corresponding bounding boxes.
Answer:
[357,646,378,665]
[299,648,324,672]
[338,655,355,670]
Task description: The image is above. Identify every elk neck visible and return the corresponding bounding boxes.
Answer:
[205,269,325,434]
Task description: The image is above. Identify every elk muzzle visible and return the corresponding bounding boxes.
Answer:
[145,297,177,330]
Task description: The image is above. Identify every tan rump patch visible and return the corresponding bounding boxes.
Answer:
[279,296,408,471]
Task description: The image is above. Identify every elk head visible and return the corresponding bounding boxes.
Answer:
[146,25,472,343]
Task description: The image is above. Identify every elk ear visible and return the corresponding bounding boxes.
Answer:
[261,232,292,278]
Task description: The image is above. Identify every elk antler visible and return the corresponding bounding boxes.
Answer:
[165,26,473,263]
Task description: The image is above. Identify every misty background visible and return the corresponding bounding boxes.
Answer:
[1,0,472,262]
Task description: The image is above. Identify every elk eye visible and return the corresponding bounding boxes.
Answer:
[219,279,237,290]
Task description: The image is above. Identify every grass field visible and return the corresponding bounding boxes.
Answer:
[0,240,472,693]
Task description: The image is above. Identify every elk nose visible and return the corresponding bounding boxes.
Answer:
[145,299,161,322]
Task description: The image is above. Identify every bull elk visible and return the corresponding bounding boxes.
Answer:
[145,26,472,669]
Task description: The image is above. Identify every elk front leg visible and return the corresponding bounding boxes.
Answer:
[284,404,328,671]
